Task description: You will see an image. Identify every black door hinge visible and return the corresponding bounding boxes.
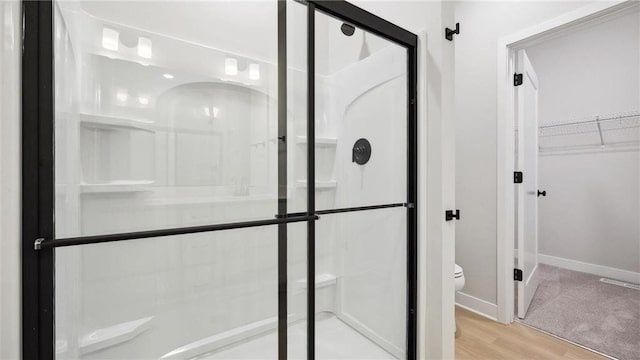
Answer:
[445,209,460,221]
[514,171,523,184]
[514,268,523,281]
[514,73,523,86]
[445,23,460,41]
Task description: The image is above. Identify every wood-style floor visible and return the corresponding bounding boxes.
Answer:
[455,307,606,359]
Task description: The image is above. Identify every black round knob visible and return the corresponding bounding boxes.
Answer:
[352,138,371,165]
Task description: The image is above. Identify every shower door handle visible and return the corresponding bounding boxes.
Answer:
[537,190,546,197]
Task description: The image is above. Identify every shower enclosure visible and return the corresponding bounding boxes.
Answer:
[22,1,417,359]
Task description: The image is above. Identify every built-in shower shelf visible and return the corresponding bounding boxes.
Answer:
[80,180,155,194]
[56,316,154,356]
[147,194,276,206]
[296,273,337,289]
[295,180,337,189]
[79,113,155,133]
[80,112,224,136]
[296,136,337,146]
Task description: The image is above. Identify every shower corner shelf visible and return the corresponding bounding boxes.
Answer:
[296,273,337,290]
[79,113,155,132]
[296,136,337,146]
[295,180,337,189]
[80,180,155,194]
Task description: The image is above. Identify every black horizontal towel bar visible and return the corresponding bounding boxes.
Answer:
[281,203,409,218]
[35,214,319,250]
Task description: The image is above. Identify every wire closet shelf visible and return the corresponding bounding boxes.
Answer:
[538,111,640,153]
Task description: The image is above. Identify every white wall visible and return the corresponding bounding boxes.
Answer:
[526,9,640,126]
[0,1,21,359]
[525,9,640,274]
[453,1,598,313]
[537,151,640,273]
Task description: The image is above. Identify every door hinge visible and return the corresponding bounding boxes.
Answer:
[445,209,460,221]
[514,268,523,281]
[514,73,523,86]
[514,171,523,184]
[445,23,460,41]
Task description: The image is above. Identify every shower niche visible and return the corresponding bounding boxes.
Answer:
[47,1,415,360]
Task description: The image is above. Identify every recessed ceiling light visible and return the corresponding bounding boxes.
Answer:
[163,73,174,79]
[138,96,149,105]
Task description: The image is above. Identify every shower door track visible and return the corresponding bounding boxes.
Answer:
[21,1,418,360]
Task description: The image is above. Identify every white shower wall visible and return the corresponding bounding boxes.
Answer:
[314,14,408,353]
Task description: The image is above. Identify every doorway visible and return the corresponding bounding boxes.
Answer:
[498,1,639,359]
[21,1,418,359]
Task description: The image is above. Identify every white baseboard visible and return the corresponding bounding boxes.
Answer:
[455,291,497,321]
[539,254,640,285]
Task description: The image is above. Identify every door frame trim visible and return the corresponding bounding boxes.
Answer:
[495,0,637,324]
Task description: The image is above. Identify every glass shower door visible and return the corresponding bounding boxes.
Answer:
[310,6,415,360]
[50,1,307,358]
[24,1,416,359]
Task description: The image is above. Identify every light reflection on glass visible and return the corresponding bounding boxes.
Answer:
[249,63,260,80]
[137,37,152,59]
[101,28,119,51]
[225,57,238,75]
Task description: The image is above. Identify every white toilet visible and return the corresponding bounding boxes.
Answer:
[455,264,465,292]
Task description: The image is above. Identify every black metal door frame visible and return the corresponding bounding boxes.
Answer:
[305,2,418,359]
[21,1,417,359]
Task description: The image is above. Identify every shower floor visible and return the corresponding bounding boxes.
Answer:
[204,314,396,359]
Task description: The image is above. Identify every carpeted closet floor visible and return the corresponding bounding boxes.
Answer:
[520,264,640,360]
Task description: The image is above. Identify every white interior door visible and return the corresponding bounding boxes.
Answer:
[516,49,540,319]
